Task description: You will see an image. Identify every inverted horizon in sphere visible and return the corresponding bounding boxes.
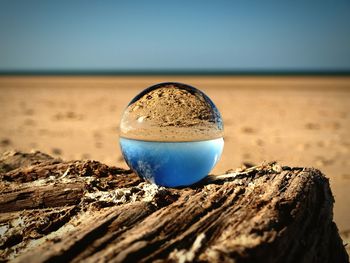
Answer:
[119,82,224,187]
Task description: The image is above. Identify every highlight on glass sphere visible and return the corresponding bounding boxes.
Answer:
[119,82,224,187]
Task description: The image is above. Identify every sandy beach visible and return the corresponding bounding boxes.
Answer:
[0,76,349,237]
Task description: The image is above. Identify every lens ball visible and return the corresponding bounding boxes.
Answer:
[119,82,224,187]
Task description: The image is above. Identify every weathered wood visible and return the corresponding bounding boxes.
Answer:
[0,151,348,262]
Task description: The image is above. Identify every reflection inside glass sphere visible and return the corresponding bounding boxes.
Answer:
[119,82,224,187]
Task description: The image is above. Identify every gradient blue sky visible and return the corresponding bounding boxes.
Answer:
[1,0,350,71]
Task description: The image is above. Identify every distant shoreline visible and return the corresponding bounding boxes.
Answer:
[1,70,350,76]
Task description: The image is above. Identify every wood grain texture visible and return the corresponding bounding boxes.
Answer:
[0,151,348,262]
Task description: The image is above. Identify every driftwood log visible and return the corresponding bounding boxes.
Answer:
[0,151,348,263]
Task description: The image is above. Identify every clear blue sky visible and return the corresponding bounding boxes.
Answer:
[1,0,350,71]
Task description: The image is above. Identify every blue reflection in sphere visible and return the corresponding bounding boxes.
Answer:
[119,82,224,187]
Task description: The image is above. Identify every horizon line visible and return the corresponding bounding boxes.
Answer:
[1,69,350,76]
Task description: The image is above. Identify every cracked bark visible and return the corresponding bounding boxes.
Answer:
[0,151,348,262]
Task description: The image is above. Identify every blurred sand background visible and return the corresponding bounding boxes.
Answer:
[0,76,349,238]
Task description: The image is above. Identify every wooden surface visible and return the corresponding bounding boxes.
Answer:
[0,151,348,262]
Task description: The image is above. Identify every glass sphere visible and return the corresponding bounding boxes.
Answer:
[119,82,224,187]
